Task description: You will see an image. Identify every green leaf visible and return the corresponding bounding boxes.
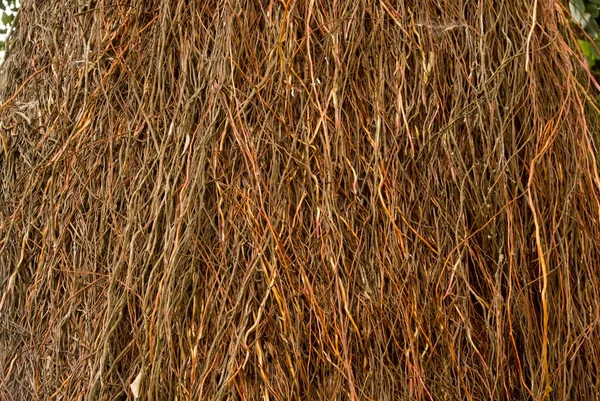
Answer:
[1,12,13,25]
[584,19,600,38]
[586,4,600,18]
[580,40,600,68]
[573,0,586,11]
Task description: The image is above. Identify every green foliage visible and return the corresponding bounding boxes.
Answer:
[1,12,13,27]
[571,0,600,69]
[0,0,18,59]
[0,0,18,19]
[580,39,600,66]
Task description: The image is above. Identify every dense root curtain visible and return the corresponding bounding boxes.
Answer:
[1,0,600,400]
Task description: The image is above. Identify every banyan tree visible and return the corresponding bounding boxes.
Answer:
[1,0,600,399]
